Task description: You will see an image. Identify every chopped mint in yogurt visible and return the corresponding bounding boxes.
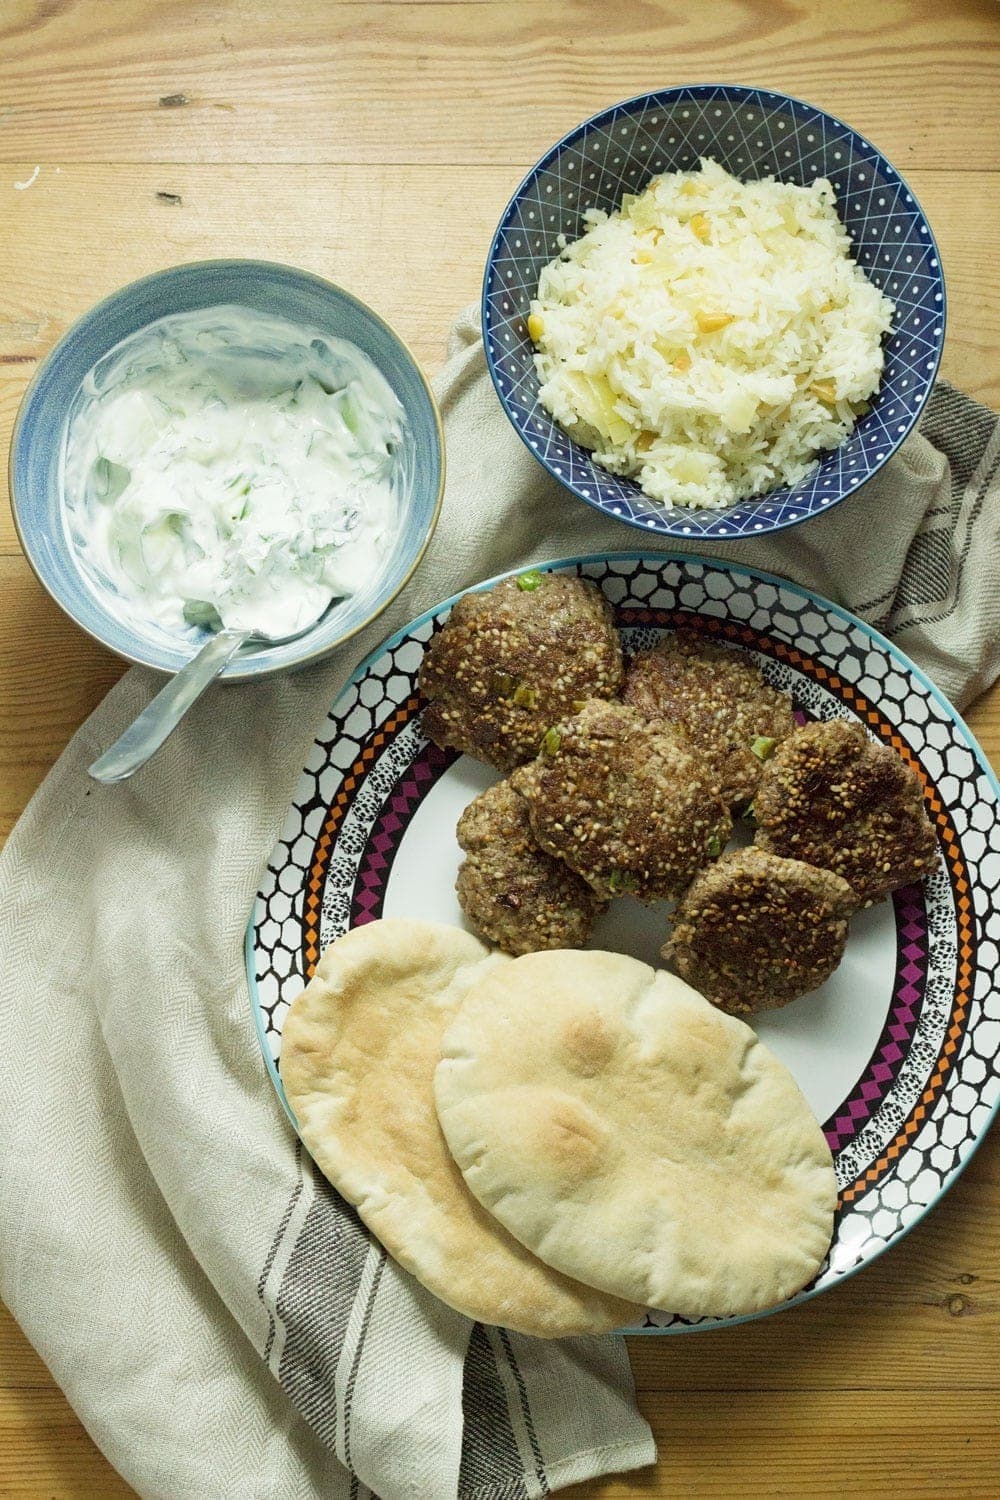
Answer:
[62,305,406,639]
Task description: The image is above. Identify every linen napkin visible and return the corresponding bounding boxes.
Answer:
[1,306,998,1500]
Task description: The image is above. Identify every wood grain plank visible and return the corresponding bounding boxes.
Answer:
[559,1390,1000,1498]
[965,694,1000,767]
[0,556,123,834]
[6,1350,1000,1500]
[0,0,997,169]
[1,3,998,1498]
[0,1307,55,1389]
[3,1379,998,1499]
[0,160,996,559]
[2,1339,999,1500]
[0,1384,138,1499]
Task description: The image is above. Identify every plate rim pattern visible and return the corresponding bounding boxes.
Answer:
[248,549,1000,1333]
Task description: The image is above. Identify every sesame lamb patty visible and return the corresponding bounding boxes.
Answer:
[455,779,605,954]
[752,719,938,906]
[512,699,732,904]
[418,571,623,772]
[663,847,857,1016]
[622,632,795,806]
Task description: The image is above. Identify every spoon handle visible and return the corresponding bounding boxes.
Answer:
[87,627,250,784]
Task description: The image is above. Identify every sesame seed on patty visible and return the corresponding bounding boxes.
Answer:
[752,718,938,906]
[418,572,623,772]
[455,777,605,953]
[663,847,857,1015]
[623,632,795,806]
[513,699,732,903]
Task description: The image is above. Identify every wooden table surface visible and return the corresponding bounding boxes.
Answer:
[1,1,998,1495]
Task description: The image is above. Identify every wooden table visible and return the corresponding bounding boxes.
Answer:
[1,2,997,1494]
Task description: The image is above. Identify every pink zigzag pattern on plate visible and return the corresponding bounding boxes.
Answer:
[351,751,451,925]
[823,890,928,1153]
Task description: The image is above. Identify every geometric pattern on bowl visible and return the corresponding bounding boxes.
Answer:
[248,552,999,1333]
[483,85,947,539]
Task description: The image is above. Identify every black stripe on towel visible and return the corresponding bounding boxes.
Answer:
[258,1137,304,1366]
[894,527,955,612]
[922,383,997,499]
[496,1328,550,1497]
[276,1175,374,1447]
[458,1324,530,1500]
[894,442,999,631]
[342,1246,388,1474]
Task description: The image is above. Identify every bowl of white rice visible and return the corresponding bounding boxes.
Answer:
[483,86,946,540]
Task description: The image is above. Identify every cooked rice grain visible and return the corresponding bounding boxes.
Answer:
[529,158,895,510]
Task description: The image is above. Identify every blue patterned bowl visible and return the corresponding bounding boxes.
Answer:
[483,85,946,540]
[9,260,444,679]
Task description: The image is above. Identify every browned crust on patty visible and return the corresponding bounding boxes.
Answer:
[663,847,857,1016]
[752,719,938,906]
[456,779,606,954]
[418,573,623,772]
[623,633,795,806]
[513,699,732,904]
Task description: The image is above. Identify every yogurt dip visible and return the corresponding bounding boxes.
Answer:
[62,305,406,639]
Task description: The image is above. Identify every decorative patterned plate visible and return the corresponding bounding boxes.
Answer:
[248,553,1000,1332]
[482,84,946,540]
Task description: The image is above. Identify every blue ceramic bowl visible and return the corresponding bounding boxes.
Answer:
[483,85,946,541]
[10,260,444,678]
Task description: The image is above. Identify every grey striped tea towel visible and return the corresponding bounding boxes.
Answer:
[1,307,997,1500]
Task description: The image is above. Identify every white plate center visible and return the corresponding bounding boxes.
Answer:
[382,757,897,1125]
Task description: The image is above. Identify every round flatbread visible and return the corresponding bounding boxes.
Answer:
[280,919,640,1337]
[434,949,837,1318]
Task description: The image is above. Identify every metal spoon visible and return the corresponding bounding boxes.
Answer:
[87,618,316,784]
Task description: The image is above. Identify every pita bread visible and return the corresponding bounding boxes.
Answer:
[434,949,836,1318]
[280,920,640,1337]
